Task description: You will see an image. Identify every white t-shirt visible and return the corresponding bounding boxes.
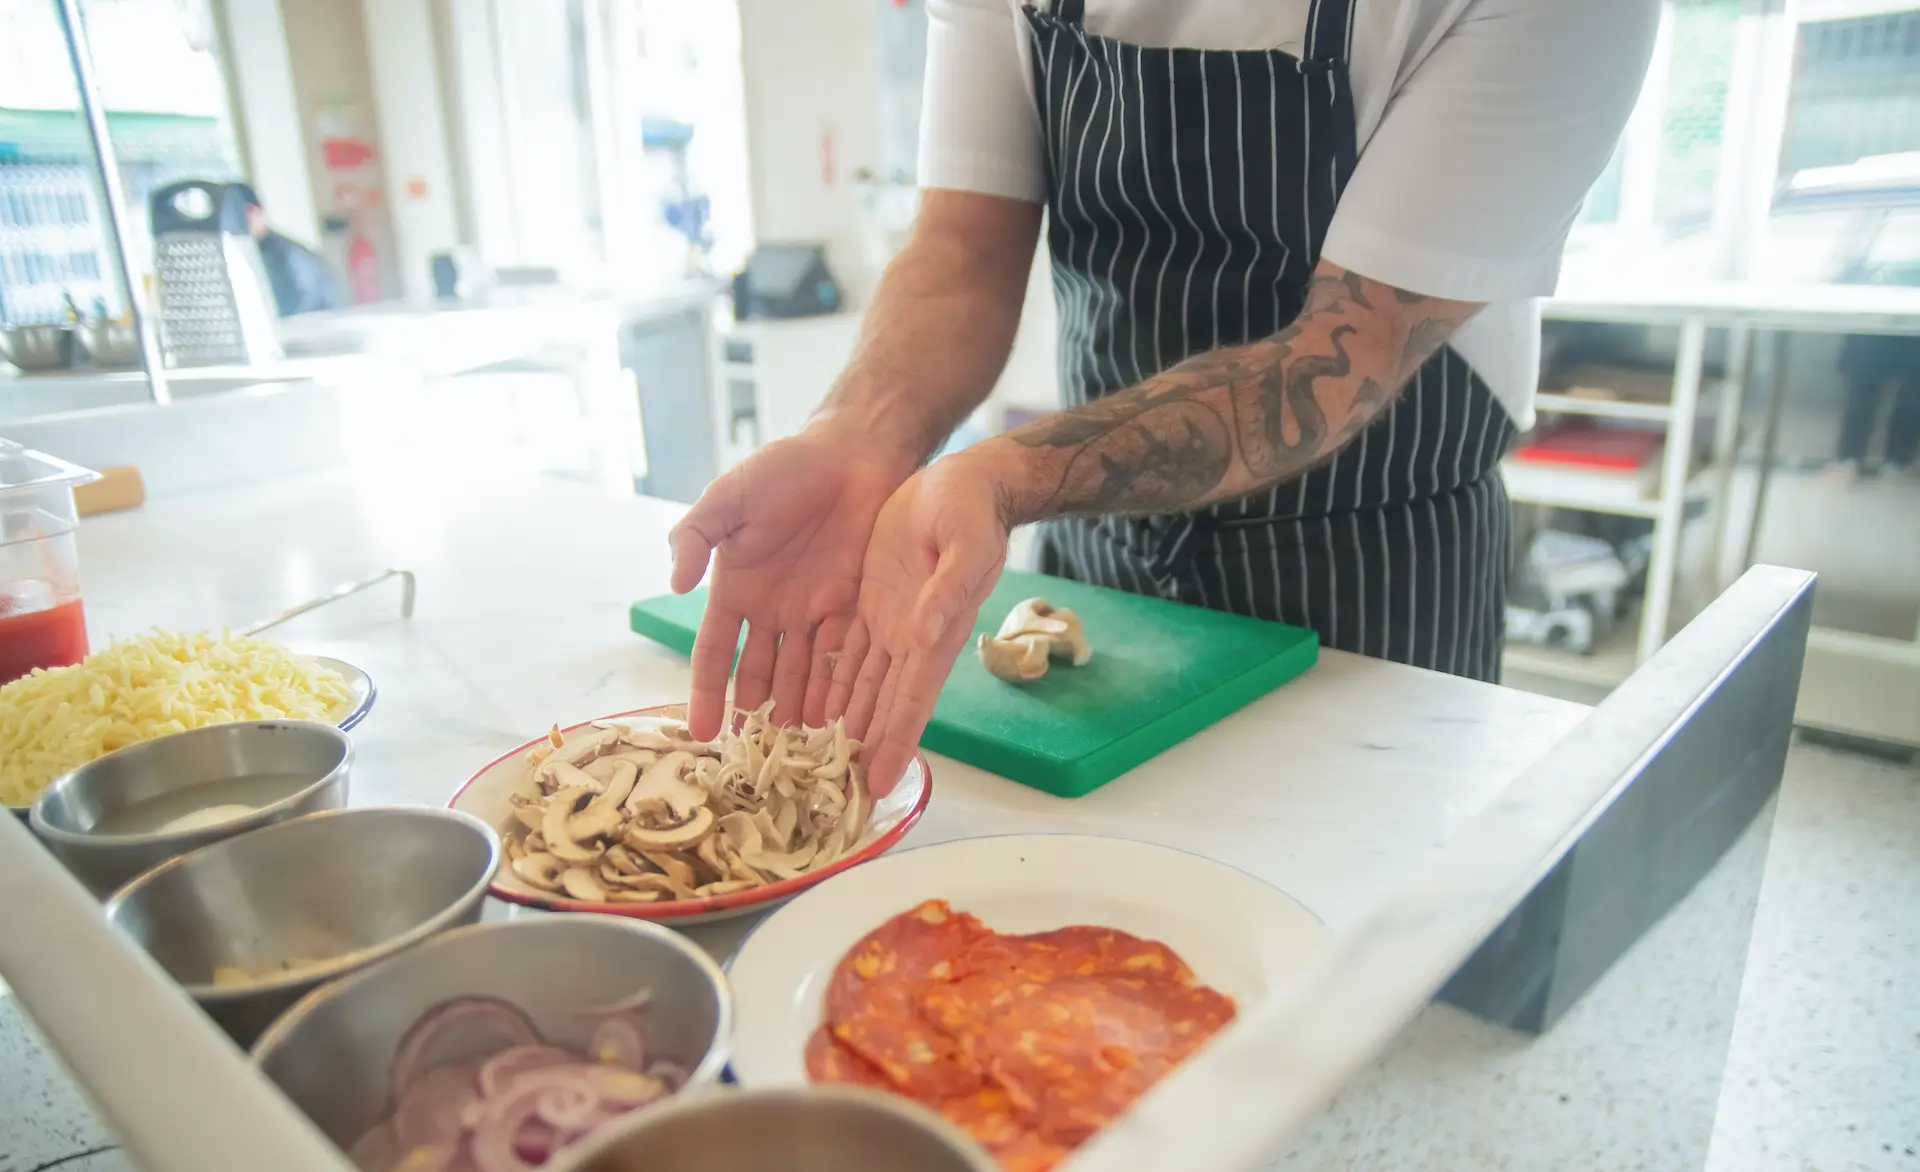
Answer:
[918,0,1659,426]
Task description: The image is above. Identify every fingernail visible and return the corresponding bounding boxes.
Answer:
[923,612,949,644]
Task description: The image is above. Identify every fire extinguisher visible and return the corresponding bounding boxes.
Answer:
[348,231,380,304]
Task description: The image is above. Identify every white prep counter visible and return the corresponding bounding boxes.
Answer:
[0,466,1814,1172]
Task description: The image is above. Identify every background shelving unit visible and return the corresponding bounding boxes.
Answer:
[1503,317,1747,686]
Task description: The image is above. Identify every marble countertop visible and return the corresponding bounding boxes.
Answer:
[3,465,1590,1172]
[73,467,1587,941]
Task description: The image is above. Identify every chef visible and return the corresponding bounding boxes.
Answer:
[670,0,1660,790]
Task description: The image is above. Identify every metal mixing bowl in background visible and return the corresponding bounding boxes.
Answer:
[0,324,77,372]
[76,320,141,367]
[30,721,354,897]
[251,916,730,1155]
[103,805,500,1045]
[550,1086,1000,1172]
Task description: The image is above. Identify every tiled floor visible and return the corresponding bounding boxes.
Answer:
[1704,741,1920,1172]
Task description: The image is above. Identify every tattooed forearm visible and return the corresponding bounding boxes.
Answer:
[984,262,1480,526]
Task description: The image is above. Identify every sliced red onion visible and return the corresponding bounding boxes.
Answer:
[579,989,652,1017]
[393,1059,487,1153]
[586,1016,646,1070]
[391,998,541,1098]
[467,1075,565,1172]
[532,1083,599,1132]
[476,1045,576,1098]
[359,988,672,1172]
[510,1120,557,1166]
[550,1107,625,1149]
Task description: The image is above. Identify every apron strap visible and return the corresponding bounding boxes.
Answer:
[1303,0,1359,68]
[1051,0,1086,25]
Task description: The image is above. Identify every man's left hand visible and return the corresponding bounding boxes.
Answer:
[826,447,1014,794]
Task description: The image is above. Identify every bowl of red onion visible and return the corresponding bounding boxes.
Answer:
[250,915,730,1172]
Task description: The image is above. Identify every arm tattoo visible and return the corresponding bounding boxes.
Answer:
[993,262,1479,525]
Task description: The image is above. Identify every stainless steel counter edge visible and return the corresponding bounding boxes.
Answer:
[1065,564,1816,1172]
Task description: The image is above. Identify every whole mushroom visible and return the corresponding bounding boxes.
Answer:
[978,597,1093,684]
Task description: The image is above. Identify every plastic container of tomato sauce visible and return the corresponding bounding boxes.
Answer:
[0,441,99,687]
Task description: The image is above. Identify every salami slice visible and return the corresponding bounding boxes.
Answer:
[807,903,1235,1170]
[804,1024,891,1089]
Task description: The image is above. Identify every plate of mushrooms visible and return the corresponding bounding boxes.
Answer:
[448,703,931,925]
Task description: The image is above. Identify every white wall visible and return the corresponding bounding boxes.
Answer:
[732,0,1061,427]
[215,0,320,244]
[736,0,882,303]
[360,0,463,302]
[276,0,403,297]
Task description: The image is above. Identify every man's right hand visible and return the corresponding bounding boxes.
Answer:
[668,423,913,740]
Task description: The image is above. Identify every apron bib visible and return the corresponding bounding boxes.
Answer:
[1026,0,1519,683]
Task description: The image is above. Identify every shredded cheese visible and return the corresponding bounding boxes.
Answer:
[0,630,353,807]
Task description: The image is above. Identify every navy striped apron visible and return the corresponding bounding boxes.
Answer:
[1026,0,1519,682]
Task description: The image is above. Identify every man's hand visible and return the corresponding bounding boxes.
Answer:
[669,425,912,740]
[826,448,1012,794]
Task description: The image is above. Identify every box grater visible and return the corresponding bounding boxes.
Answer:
[148,181,283,368]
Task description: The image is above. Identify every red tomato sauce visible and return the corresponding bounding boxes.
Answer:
[0,597,89,686]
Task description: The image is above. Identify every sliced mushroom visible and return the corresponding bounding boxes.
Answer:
[544,787,604,864]
[512,852,566,891]
[603,844,648,876]
[505,703,872,907]
[610,871,692,900]
[567,758,641,842]
[533,726,625,779]
[625,751,705,820]
[542,760,605,796]
[622,805,715,851]
[639,849,698,890]
[607,888,665,903]
[508,793,547,831]
[600,747,660,772]
[560,867,611,902]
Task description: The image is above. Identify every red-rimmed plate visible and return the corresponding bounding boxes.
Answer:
[447,706,932,925]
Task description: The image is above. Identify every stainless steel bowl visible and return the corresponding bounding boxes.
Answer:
[0,324,77,372]
[30,720,354,897]
[76,319,141,367]
[251,915,731,1154]
[550,1086,1000,1172]
[104,805,500,1045]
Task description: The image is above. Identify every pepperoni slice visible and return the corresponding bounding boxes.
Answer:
[807,904,1235,1168]
[824,900,990,1099]
[803,1024,890,1089]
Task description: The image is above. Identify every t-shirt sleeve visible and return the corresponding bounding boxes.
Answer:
[917,0,1047,203]
[1321,0,1660,303]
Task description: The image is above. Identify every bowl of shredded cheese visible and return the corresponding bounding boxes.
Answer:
[0,629,375,812]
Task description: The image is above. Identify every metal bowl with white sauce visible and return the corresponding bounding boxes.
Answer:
[103,805,500,1045]
[30,720,354,897]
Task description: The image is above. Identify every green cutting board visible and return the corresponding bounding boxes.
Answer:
[628,570,1317,798]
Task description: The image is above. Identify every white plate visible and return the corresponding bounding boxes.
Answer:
[725,833,1329,1087]
[448,706,932,926]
